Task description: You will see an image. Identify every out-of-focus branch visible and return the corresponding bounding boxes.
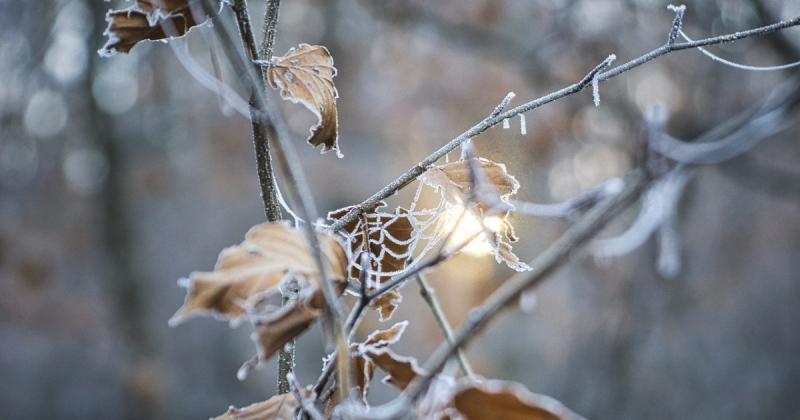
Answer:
[416,273,475,378]
[327,13,800,233]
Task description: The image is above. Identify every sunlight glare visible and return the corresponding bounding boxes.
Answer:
[441,204,504,256]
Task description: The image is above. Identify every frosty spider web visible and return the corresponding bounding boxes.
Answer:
[329,169,501,284]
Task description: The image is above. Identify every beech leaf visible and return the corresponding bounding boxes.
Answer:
[213,391,310,420]
[100,1,220,56]
[169,222,347,324]
[452,379,585,420]
[267,44,340,156]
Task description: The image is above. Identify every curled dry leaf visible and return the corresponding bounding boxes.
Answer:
[100,1,220,56]
[327,321,408,408]
[328,201,415,321]
[213,390,312,420]
[267,44,340,155]
[370,289,402,321]
[170,222,348,363]
[421,158,531,272]
[451,379,585,420]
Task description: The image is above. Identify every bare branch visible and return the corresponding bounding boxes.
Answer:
[327,14,800,233]
[666,4,686,46]
[260,0,281,60]
[230,0,283,222]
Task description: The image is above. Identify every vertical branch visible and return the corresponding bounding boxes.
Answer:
[230,0,292,393]
[230,0,282,222]
[260,0,281,59]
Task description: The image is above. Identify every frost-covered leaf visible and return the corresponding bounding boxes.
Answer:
[170,222,347,324]
[369,289,403,322]
[359,320,408,349]
[100,1,220,56]
[267,44,340,155]
[253,290,321,360]
[420,157,519,205]
[363,348,425,390]
[328,201,414,321]
[171,223,348,366]
[452,379,584,420]
[421,158,530,271]
[213,391,309,420]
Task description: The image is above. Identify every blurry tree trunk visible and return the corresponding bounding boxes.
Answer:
[87,2,159,419]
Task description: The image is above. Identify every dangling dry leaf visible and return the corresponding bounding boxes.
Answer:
[213,391,311,420]
[267,44,340,155]
[328,201,415,321]
[171,223,348,369]
[252,290,321,360]
[170,222,347,324]
[451,380,584,420]
[421,158,531,272]
[363,348,426,390]
[100,1,220,56]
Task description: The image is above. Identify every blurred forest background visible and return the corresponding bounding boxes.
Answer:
[1,0,800,419]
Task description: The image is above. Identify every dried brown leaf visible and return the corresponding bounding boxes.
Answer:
[169,222,347,324]
[363,348,425,390]
[100,1,219,56]
[370,289,402,322]
[452,380,584,420]
[253,290,322,360]
[213,392,301,420]
[268,44,340,155]
[327,321,410,408]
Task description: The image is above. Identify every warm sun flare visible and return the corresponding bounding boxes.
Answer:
[441,204,504,256]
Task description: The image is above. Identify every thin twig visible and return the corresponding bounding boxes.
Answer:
[327,15,800,233]
[287,373,324,420]
[230,0,283,222]
[260,0,281,59]
[415,273,475,378]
